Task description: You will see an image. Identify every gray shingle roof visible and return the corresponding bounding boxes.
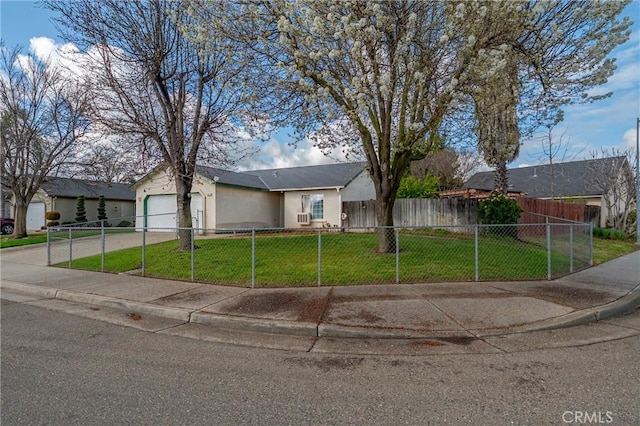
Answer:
[195,162,368,191]
[463,157,628,198]
[196,165,269,190]
[246,162,368,190]
[40,177,135,200]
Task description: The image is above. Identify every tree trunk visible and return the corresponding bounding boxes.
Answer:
[495,161,508,195]
[175,176,193,251]
[12,198,29,238]
[375,193,396,254]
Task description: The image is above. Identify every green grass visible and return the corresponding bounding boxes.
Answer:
[1,233,49,248]
[56,230,623,287]
[1,228,135,249]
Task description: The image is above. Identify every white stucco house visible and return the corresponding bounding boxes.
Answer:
[131,162,375,230]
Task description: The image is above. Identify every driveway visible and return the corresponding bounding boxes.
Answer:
[2,231,176,266]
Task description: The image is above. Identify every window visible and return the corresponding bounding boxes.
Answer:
[301,194,324,220]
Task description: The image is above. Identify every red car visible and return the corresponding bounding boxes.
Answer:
[1,218,14,235]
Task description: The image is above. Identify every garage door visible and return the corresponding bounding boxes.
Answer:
[26,202,45,230]
[145,194,203,231]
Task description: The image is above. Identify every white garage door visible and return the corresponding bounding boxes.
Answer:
[146,194,203,231]
[26,202,45,230]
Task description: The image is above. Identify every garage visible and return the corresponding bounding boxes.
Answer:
[26,202,45,230]
[144,194,203,231]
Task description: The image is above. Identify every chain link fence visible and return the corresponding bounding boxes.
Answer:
[48,219,593,288]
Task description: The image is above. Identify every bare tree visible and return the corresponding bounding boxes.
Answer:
[46,0,260,249]
[528,125,584,199]
[196,0,631,252]
[0,45,90,237]
[588,149,637,235]
[69,134,157,184]
[410,148,483,191]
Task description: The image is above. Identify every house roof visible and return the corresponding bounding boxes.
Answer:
[246,162,368,191]
[462,157,628,198]
[40,177,135,201]
[195,165,269,190]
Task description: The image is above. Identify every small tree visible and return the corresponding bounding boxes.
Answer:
[397,175,439,199]
[75,195,87,223]
[97,195,108,222]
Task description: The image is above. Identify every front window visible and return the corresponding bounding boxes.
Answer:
[301,194,324,220]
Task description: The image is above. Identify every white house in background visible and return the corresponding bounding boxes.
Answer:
[131,162,375,230]
[7,177,136,230]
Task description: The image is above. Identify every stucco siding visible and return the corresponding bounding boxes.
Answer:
[341,170,376,202]
[215,185,280,228]
[283,189,342,228]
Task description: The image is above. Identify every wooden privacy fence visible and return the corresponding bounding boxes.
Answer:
[342,197,599,230]
[342,198,478,230]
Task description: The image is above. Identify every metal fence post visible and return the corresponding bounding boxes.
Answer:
[251,228,256,289]
[569,224,574,273]
[546,221,551,280]
[395,228,400,284]
[317,228,322,287]
[68,227,72,268]
[190,227,195,282]
[142,226,146,276]
[47,226,51,266]
[589,223,594,266]
[474,225,479,282]
[101,221,105,272]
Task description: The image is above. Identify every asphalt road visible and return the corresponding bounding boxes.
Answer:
[1,299,639,425]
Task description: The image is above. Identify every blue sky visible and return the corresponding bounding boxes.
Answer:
[1,0,639,171]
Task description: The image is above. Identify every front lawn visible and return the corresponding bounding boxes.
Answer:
[57,231,608,287]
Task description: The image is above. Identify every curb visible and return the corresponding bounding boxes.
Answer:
[475,283,640,337]
[190,312,318,337]
[2,280,639,341]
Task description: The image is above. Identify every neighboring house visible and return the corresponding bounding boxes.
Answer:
[131,162,375,230]
[1,184,11,218]
[462,157,634,226]
[7,177,136,230]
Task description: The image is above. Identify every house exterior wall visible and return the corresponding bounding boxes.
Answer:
[51,198,135,225]
[134,169,279,230]
[283,189,342,228]
[340,170,376,202]
[215,185,280,228]
[135,170,213,228]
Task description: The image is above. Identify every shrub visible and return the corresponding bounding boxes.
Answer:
[593,227,627,241]
[478,192,523,238]
[45,211,61,221]
[117,220,132,227]
[478,191,523,225]
[45,211,61,227]
[397,174,439,198]
[97,195,108,221]
[75,195,87,223]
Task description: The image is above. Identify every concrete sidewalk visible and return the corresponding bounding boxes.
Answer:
[1,245,639,340]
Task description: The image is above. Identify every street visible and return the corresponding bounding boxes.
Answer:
[1,298,638,425]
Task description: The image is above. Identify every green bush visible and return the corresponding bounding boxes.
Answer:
[593,227,627,241]
[45,211,61,221]
[45,211,61,228]
[478,191,523,225]
[397,174,439,198]
[117,220,132,227]
[478,192,522,238]
[75,195,87,223]
[97,195,108,221]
